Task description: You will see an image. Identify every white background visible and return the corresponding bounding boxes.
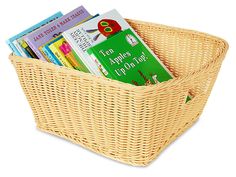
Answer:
[0,0,235,176]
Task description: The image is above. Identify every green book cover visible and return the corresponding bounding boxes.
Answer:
[87,29,173,86]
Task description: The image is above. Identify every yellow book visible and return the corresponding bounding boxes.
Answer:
[49,39,73,69]
[38,36,61,62]
[38,35,63,65]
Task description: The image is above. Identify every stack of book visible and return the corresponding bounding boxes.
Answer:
[6,6,174,86]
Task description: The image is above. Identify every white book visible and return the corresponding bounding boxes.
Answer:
[62,9,133,76]
[63,9,173,78]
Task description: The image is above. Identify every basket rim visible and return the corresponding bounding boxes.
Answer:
[9,19,229,92]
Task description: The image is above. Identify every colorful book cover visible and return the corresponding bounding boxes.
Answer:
[39,14,96,66]
[6,11,63,56]
[63,9,168,77]
[87,29,173,86]
[58,39,89,72]
[40,36,63,65]
[49,38,73,68]
[23,6,91,61]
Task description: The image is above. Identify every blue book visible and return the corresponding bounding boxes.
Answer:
[6,11,63,56]
[42,36,63,66]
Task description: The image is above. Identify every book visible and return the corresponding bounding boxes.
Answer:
[39,14,97,66]
[43,35,89,72]
[39,36,63,65]
[12,40,28,58]
[18,38,39,59]
[20,40,39,59]
[6,11,63,57]
[87,28,173,86]
[49,37,73,68]
[58,39,89,72]
[63,9,162,76]
[23,6,91,61]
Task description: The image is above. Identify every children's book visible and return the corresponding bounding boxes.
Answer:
[48,36,89,71]
[18,38,39,59]
[20,40,39,59]
[87,28,173,86]
[39,14,97,66]
[6,11,63,57]
[63,9,171,78]
[40,36,63,65]
[48,38,73,68]
[23,6,91,61]
[58,39,89,72]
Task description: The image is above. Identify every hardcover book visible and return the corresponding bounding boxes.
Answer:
[64,11,134,76]
[23,6,91,61]
[48,36,89,71]
[63,9,170,78]
[20,40,38,59]
[39,14,96,67]
[87,29,173,86]
[58,39,89,72]
[18,38,39,59]
[48,37,73,68]
[6,11,63,57]
[39,36,63,65]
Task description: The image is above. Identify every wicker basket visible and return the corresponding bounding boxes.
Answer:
[9,19,228,166]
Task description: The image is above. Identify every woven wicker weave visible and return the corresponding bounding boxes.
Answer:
[9,19,228,166]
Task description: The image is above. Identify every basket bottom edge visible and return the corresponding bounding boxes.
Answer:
[36,117,200,166]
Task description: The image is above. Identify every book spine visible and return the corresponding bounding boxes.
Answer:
[6,39,20,56]
[49,44,73,68]
[24,37,47,61]
[42,46,62,66]
[12,40,28,57]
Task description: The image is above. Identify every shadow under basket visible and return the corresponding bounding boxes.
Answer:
[9,19,228,166]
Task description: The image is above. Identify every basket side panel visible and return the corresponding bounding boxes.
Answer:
[142,56,224,164]
[10,58,154,165]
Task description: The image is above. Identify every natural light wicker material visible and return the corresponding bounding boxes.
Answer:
[9,19,228,166]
